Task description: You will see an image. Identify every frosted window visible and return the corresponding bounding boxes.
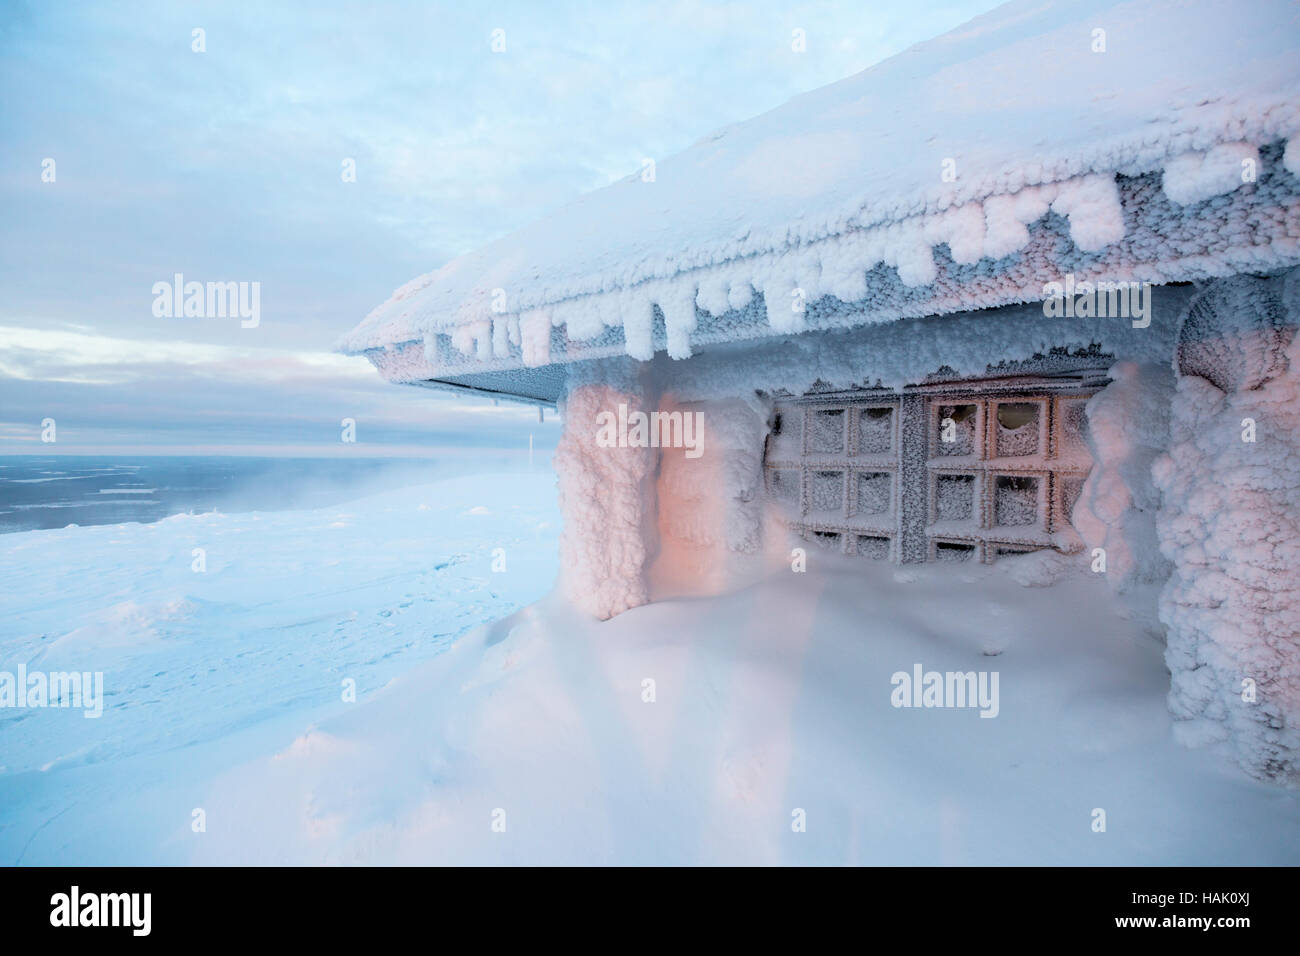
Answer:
[808,470,844,515]
[936,474,975,522]
[935,542,975,562]
[808,409,845,454]
[856,472,891,516]
[856,536,890,560]
[994,475,1038,526]
[936,404,977,457]
[858,407,893,454]
[995,403,1039,457]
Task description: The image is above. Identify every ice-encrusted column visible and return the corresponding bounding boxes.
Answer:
[1153,272,1300,784]
[554,364,658,620]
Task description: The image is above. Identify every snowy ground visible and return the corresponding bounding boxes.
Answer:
[0,471,558,864]
[2,471,1297,865]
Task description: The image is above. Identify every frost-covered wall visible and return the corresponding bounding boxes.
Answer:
[1154,272,1300,784]
[552,289,1192,618]
[649,397,769,599]
[653,289,1188,401]
[550,270,1300,792]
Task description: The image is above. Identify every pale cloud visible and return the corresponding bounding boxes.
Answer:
[1,0,1001,453]
[0,325,371,385]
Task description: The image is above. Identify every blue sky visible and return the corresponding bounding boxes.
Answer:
[1,0,1001,455]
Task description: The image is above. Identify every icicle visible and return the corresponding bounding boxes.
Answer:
[889,220,936,287]
[982,194,1028,260]
[1051,173,1124,252]
[491,317,510,358]
[450,324,475,357]
[1161,143,1259,206]
[421,332,440,366]
[657,282,698,359]
[727,278,754,312]
[761,269,804,334]
[923,202,987,265]
[519,310,552,368]
[696,275,731,316]
[621,292,654,360]
[1285,137,1300,179]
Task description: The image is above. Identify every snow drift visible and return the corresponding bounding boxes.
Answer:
[189,555,1300,865]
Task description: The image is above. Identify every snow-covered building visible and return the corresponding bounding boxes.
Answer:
[340,0,1300,784]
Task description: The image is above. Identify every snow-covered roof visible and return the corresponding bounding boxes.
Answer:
[340,0,1300,391]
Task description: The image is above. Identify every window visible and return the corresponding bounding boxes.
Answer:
[935,474,976,523]
[765,382,1096,563]
[808,409,845,454]
[934,541,977,562]
[855,471,892,517]
[808,470,845,515]
[855,535,892,561]
[994,402,1042,457]
[934,403,978,458]
[857,407,894,455]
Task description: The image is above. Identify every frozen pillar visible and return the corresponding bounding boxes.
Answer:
[1154,272,1300,784]
[897,393,928,563]
[554,373,658,620]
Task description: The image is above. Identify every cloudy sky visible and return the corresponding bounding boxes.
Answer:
[1,0,1000,455]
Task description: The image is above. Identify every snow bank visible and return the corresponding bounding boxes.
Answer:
[188,559,1300,865]
[1154,272,1300,784]
[8,463,1297,864]
[340,0,1300,383]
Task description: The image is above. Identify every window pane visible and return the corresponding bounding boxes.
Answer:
[808,409,845,454]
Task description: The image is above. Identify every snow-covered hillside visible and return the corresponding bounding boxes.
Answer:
[5,471,1295,864]
[0,472,559,864]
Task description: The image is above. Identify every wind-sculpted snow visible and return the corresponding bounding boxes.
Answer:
[340,0,1300,384]
[189,561,1300,865]
[0,474,560,862]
